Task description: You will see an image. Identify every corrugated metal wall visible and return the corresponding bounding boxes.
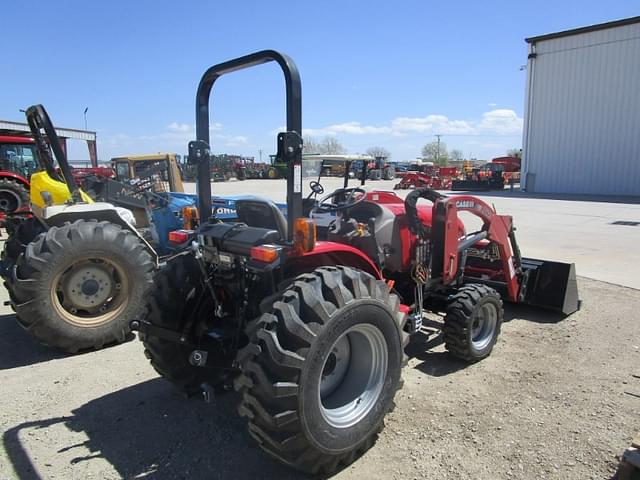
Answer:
[522,22,640,196]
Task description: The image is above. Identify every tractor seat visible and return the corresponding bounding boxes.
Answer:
[235,197,287,239]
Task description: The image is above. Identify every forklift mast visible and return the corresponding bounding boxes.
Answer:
[191,50,303,240]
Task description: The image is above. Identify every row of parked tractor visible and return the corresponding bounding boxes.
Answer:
[393,156,522,191]
[0,51,577,476]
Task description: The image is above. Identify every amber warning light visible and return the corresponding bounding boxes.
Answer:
[293,218,316,254]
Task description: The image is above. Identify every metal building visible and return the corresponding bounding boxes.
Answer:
[0,119,98,167]
[521,17,640,196]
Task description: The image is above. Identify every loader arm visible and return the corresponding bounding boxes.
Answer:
[435,195,521,302]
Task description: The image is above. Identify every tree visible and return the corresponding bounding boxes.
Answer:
[506,148,522,159]
[365,146,391,160]
[303,136,347,155]
[320,136,346,155]
[450,148,464,162]
[421,141,449,166]
[303,136,321,154]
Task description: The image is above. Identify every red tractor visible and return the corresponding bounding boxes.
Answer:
[132,51,579,475]
[0,135,114,219]
[394,164,458,190]
[0,135,35,213]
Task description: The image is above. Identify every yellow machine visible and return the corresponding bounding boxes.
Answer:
[3,104,156,354]
[29,170,93,210]
[111,153,184,193]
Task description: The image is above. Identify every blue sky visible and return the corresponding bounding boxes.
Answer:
[3,1,637,162]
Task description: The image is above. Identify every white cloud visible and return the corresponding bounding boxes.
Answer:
[391,115,475,135]
[488,102,498,107]
[166,122,191,133]
[477,109,523,135]
[98,121,248,158]
[222,135,248,147]
[299,109,523,138]
[304,121,391,137]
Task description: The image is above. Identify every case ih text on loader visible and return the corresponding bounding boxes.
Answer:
[131,50,579,475]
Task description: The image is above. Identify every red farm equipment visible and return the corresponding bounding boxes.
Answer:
[0,131,112,220]
[451,156,521,191]
[394,164,459,190]
[0,136,36,214]
[131,50,579,475]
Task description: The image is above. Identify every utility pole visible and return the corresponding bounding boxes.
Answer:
[435,134,442,165]
[83,107,88,130]
[259,149,263,163]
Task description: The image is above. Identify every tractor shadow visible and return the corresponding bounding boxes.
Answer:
[0,314,66,370]
[405,318,472,378]
[406,305,567,378]
[0,314,137,370]
[503,303,566,324]
[3,378,307,480]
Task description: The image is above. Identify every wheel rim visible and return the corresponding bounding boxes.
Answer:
[51,257,129,327]
[319,323,388,429]
[471,303,497,350]
[0,189,21,212]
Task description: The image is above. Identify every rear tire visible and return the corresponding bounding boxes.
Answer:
[11,220,155,353]
[141,254,229,394]
[442,283,503,362]
[235,266,408,475]
[0,179,29,214]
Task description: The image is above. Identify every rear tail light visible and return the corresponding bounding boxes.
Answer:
[168,229,193,244]
[250,245,281,263]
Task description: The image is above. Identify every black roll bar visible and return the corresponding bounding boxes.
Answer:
[25,104,80,200]
[195,50,302,240]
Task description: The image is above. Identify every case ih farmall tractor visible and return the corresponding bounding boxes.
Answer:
[133,50,579,475]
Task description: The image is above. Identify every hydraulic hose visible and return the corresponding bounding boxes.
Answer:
[404,187,445,236]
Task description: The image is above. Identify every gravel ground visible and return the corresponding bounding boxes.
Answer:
[1,277,638,479]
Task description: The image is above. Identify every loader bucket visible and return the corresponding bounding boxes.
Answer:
[521,258,580,315]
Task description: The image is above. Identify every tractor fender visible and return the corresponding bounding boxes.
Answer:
[0,172,30,188]
[39,202,158,264]
[285,241,383,279]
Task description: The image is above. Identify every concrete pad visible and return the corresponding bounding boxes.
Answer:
[188,178,640,289]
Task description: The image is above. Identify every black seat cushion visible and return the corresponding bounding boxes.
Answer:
[235,198,287,239]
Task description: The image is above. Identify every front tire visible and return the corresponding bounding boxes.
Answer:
[442,283,503,362]
[11,220,155,353]
[235,266,408,475]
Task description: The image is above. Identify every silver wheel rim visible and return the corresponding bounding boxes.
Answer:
[471,303,497,350]
[319,323,388,429]
[0,189,21,212]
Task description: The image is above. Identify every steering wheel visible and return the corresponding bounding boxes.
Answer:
[307,180,324,198]
[311,187,366,215]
